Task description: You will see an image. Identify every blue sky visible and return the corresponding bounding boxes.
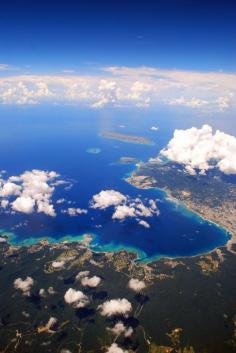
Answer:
[0,0,235,114]
[0,0,235,73]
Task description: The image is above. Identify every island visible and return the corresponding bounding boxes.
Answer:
[99,131,153,145]
[86,148,101,154]
[117,156,140,164]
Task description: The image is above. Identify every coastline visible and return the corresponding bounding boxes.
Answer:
[124,171,235,256]
[0,167,234,264]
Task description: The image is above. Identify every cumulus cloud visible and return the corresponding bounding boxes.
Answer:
[91,189,159,224]
[0,169,67,216]
[91,190,127,209]
[160,124,236,175]
[112,205,136,220]
[64,288,90,308]
[14,276,34,296]
[81,276,101,288]
[128,278,146,292]
[107,321,133,337]
[0,182,21,197]
[12,196,35,214]
[0,66,235,112]
[98,298,132,317]
[150,126,159,131]
[106,343,129,353]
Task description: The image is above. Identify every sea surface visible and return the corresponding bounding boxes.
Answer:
[0,106,230,260]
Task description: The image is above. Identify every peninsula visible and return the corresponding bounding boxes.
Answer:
[126,161,236,252]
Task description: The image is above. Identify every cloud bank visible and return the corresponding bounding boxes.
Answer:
[0,66,235,112]
[160,124,236,175]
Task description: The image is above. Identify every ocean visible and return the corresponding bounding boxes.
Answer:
[0,105,230,260]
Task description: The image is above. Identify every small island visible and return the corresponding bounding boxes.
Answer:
[86,147,101,154]
[117,156,140,164]
[99,131,153,145]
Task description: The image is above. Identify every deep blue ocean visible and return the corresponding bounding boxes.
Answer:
[0,106,230,260]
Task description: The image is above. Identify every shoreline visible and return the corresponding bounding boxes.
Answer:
[0,222,231,265]
[124,171,235,255]
[1,167,234,264]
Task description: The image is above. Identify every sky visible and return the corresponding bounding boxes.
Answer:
[0,0,235,113]
[0,0,235,72]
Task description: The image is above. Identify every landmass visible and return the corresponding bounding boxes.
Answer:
[99,131,153,145]
[117,157,140,165]
[125,161,236,252]
[0,238,236,353]
[1,162,236,353]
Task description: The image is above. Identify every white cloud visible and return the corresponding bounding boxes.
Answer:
[12,196,35,214]
[0,182,21,197]
[106,343,129,353]
[138,220,150,228]
[48,286,56,295]
[0,199,9,209]
[160,124,236,175]
[128,278,146,292]
[66,207,88,216]
[45,317,58,333]
[14,276,34,296]
[0,66,235,112]
[39,288,47,298]
[51,260,65,269]
[56,198,65,204]
[81,276,101,288]
[98,298,132,317]
[91,190,127,209]
[168,96,208,108]
[107,322,133,337]
[0,169,64,216]
[150,126,159,131]
[112,205,136,220]
[64,288,90,308]
[75,270,90,281]
[91,190,159,224]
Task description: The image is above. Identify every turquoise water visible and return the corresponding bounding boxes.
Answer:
[0,106,230,259]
